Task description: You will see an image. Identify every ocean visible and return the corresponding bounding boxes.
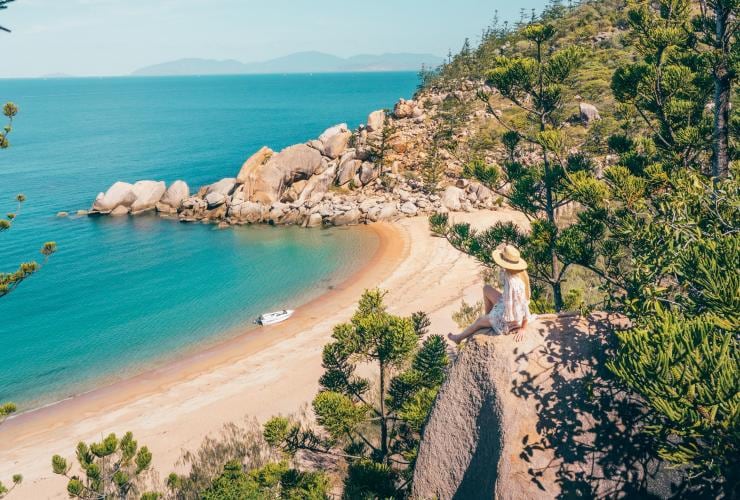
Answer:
[0,72,418,410]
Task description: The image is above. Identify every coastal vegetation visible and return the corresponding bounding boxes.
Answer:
[1,104,57,300]
[165,420,330,499]
[3,0,736,497]
[51,432,157,499]
[263,290,447,498]
[428,0,738,493]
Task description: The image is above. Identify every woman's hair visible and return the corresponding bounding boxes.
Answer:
[507,269,531,300]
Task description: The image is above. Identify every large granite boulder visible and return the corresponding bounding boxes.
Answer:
[359,162,378,185]
[366,110,385,132]
[413,315,686,499]
[579,102,601,124]
[242,144,323,204]
[393,98,416,118]
[230,201,264,223]
[332,208,361,226]
[305,212,323,228]
[92,181,136,213]
[298,165,337,204]
[441,186,464,211]
[207,178,237,197]
[319,123,351,159]
[159,180,190,209]
[337,157,362,186]
[205,192,227,208]
[131,180,166,214]
[236,146,274,184]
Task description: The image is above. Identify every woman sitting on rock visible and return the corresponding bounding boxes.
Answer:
[448,244,533,344]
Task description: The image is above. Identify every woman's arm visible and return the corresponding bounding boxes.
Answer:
[514,317,528,342]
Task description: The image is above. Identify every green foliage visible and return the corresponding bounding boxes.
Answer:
[611,0,714,171]
[0,402,15,422]
[51,432,155,499]
[201,460,329,500]
[609,311,738,477]
[365,117,398,189]
[342,460,396,500]
[0,473,21,499]
[573,161,740,488]
[0,102,17,148]
[465,21,596,310]
[1,103,58,298]
[428,212,449,236]
[451,299,483,329]
[264,289,449,497]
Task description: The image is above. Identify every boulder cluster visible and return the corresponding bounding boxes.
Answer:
[87,100,500,227]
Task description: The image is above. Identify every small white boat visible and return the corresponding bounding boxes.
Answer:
[256,309,294,326]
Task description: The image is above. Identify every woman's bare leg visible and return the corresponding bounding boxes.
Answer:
[483,285,501,314]
[448,315,492,344]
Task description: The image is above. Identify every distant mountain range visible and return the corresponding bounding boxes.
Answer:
[131,51,444,77]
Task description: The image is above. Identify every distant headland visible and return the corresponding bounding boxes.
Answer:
[131,51,444,77]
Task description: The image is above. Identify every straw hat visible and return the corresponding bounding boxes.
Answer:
[492,244,528,271]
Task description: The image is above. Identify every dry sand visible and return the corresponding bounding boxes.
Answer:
[0,209,527,498]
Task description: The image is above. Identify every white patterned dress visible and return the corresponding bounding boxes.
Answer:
[488,271,534,334]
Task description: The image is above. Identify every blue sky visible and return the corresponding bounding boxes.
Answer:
[2,0,548,78]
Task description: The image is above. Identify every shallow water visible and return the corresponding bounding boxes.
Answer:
[0,72,417,409]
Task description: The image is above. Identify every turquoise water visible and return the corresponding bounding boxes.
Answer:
[0,73,418,409]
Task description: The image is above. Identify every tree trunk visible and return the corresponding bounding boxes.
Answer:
[711,3,731,179]
[541,124,564,311]
[379,362,388,462]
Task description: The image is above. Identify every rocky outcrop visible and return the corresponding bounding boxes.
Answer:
[236,146,274,184]
[157,180,190,214]
[319,123,351,159]
[92,181,136,213]
[86,90,513,227]
[244,144,323,204]
[413,314,685,499]
[131,180,166,214]
[366,109,385,132]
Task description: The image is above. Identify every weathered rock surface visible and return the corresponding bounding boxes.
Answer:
[366,109,385,132]
[160,180,190,209]
[393,98,416,118]
[131,180,166,213]
[413,315,686,499]
[319,123,351,159]
[244,144,323,204]
[206,178,237,197]
[236,146,274,184]
[110,205,130,216]
[92,182,136,213]
[332,208,361,226]
[441,186,464,211]
[579,102,601,124]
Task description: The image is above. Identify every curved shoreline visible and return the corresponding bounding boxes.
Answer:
[0,210,529,499]
[0,221,407,446]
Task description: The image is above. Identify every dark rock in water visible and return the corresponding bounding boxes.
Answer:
[413,314,689,499]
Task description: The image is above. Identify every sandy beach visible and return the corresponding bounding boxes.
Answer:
[0,210,527,498]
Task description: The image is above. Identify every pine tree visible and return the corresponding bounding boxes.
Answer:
[568,152,739,491]
[263,290,448,497]
[693,0,739,178]
[434,23,596,311]
[1,106,57,297]
[51,432,158,499]
[611,0,714,171]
